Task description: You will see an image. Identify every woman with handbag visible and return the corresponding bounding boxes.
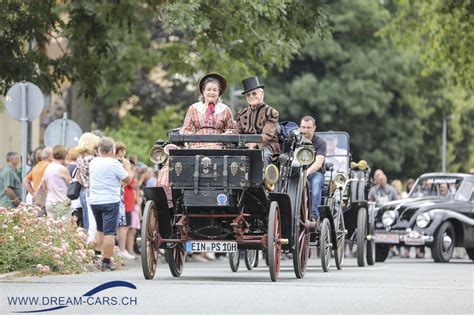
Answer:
[66,146,83,226]
[76,132,101,242]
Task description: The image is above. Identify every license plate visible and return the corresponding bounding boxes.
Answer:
[404,232,425,246]
[185,241,238,253]
[404,237,425,246]
[375,233,400,244]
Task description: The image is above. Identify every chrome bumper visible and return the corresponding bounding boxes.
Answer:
[375,230,434,245]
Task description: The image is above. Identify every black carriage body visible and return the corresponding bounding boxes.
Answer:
[166,148,288,245]
[169,149,263,189]
[169,150,255,190]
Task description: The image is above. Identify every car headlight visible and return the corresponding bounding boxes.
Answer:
[295,147,315,166]
[382,210,396,227]
[416,212,431,229]
[334,171,346,188]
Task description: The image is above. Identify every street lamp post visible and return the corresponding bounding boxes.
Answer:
[442,114,454,173]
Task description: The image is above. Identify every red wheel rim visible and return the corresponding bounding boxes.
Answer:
[274,207,281,278]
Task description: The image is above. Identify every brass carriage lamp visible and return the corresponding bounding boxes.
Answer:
[350,160,369,171]
[149,144,167,164]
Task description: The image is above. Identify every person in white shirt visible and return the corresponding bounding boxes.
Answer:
[89,137,131,271]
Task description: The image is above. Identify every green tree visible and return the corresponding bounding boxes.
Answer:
[381,0,474,90]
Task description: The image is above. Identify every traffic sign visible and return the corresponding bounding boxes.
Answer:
[4,82,45,202]
[5,82,44,122]
[44,113,83,147]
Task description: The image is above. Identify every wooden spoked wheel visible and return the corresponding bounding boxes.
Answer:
[293,183,310,279]
[268,201,282,282]
[141,200,159,280]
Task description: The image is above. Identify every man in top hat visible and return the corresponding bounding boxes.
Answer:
[233,76,280,164]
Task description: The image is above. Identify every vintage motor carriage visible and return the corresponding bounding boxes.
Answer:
[141,133,316,281]
[317,131,376,268]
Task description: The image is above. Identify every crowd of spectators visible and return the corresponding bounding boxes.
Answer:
[0,132,156,271]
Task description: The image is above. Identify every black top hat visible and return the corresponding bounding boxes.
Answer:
[199,73,227,96]
[241,76,265,94]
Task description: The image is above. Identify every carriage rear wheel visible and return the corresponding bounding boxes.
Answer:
[356,207,368,267]
[268,201,281,282]
[366,212,376,266]
[293,182,310,279]
[229,251,240,272]
[245,250,257,270]
[165,245,185,277]
[320,218,332,272]
[141,200,159,279]
[334,209,346,270]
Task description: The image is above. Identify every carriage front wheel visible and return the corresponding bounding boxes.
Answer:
[268,201,282,282]
[141,200,159,279]
[245,250,257,270]
[334,209,346,270]
[320,218,332,272]
[229,251,240,272]
[293,182,310,279]
[165,245,185,277]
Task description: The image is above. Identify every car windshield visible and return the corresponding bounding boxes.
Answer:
[408,176,463,199]
[317,132,350,176]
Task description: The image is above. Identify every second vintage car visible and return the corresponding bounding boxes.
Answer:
[374,173,474,263]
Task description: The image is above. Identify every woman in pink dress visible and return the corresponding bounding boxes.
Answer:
[181,73,234,148]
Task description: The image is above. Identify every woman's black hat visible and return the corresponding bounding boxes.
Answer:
[241,76,264,94]
[199,73,227,96]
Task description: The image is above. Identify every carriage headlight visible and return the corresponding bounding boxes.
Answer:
[149,145,168,164]
[295,147,315,166]
[264,164,279,185]
[382,210,396,227]
[416,213,431,229]
[334,172,347,188]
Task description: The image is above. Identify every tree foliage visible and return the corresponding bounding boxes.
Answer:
[381,0,474,90]
[265,0,473,179]
[105,105,184,164]
[0,0,328,96]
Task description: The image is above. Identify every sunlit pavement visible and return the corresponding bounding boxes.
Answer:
[1,255,472,314]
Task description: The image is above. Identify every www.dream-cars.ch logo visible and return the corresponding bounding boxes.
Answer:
[7,281,137,313]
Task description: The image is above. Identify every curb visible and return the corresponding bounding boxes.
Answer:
[0,271,22,279]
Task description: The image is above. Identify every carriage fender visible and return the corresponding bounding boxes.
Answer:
[318,205,338,244]
[269,193,292,240]
[143,187,173,237]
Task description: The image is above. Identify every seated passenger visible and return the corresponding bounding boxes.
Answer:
[181,73,234,148]
[300,116,326,220]
[232,76,280,165]
[439,183,450,197]
[325,135,349,175]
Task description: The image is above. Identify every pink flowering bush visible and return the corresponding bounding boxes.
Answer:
[0,204,95,274]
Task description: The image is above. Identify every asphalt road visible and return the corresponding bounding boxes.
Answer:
[1,254,473,315]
